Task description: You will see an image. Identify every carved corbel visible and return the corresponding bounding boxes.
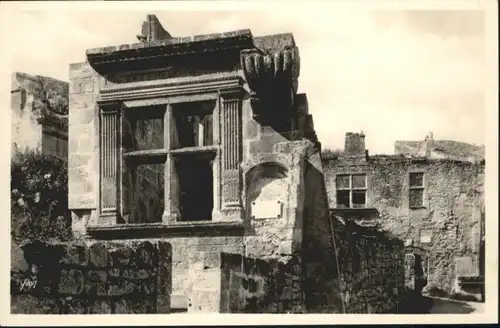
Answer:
[240,46,300,123]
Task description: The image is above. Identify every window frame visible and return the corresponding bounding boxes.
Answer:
[335,173,368,209]
[118,98,220,225]
[94,73,245,230]
[408,171,425,209]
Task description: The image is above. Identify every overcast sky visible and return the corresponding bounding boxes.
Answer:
[4,4,487,154]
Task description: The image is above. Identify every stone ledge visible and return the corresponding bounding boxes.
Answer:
[86,221,246,240]
[86,29,253,57]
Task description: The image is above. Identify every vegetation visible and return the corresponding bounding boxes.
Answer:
[322,148,343,159]
[11,148,71,244]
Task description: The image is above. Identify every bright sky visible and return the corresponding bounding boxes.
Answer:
[3,3,487,154]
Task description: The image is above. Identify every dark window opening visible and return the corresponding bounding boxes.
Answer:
[336,190,351,208]
[129,162,165,224]
[352,190,366,208]
[335,173,367,209]
[409,172,424,187]
[176,156,213,221]
[173,101,214,148]
[409,189,424,208]
[409,172,425,208]
[124,106,165,151]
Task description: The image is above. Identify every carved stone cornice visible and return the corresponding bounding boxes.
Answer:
[86,30,253,75]
[99,72,243,101]
[240,46,300,122]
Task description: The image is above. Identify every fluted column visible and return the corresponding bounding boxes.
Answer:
[220,93,242,213]
[99,102,120,224]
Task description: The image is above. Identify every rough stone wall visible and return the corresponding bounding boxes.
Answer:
[302,150,344,313]
[330,216,405,313]
[323,155,485,295]
[11,240,171,314]
[301,149,405,314]
[220,252,302,313]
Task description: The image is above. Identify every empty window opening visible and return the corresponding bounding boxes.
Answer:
[128,162,165,224]
[173,101,214,148]
[176,157,213,221]
[124,106,165,151]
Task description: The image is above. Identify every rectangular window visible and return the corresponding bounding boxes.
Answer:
[122,105,167,223]
[171,100,217,221]
[409,172,425,208]
[335,173,367,208]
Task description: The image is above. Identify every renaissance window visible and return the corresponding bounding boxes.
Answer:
[409,172,425,208]
[117,100,217,224]
[335,173,367,209]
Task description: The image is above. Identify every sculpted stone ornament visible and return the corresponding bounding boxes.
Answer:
[240,46,300,122]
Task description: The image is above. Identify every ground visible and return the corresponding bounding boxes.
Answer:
[396,295,484,314]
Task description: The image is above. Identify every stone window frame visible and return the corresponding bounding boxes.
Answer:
[408,170,427,209]
[334,172,372,209]
[95,74,245,229]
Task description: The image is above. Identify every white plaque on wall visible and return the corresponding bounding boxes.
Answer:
[420,230,433,244]
[251,200,283,220]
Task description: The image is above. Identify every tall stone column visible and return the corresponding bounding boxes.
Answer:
[99,102,120,224]
[220,93,243,217]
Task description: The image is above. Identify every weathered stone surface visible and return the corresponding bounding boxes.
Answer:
[60,243,89,266]
[58,269,85,295]
[11,295,60,314]
[11,240,172,314]
[89,242,108,268]
[323,143,485,294]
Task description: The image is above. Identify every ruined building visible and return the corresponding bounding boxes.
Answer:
[64,15,406,314]
[323,132,485,299]
[11,72,68,159]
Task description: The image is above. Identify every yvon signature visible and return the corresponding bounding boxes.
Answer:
[17,277,38,292]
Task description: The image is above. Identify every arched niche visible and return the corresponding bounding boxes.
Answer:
[244,161,289,221]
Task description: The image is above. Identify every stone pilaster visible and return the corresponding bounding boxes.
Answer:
[99,102,120,224]
[220,93,243,218]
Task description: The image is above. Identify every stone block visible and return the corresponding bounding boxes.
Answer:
[60,298,88,314]
[137,279,157,295]
[88,300,112,314]
[108,244,133,267]
[89,242,108,268]
[114,296,156,314]
[69,62,94,80]
[58,269,85,295]
[107,278,137,296]
[122,268,153,280]
[11,295,59,314]
[69,193,96,210]
[69,93,94,111]
[70,154,92,168]
[84,270,107,296]
[132,241,158,269]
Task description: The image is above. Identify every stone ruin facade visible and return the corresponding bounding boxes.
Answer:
[11,72,68,159]
[324,132,485,300]
[62,14,407,314]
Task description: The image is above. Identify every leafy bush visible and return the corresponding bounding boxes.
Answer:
[11,149,71,244]
[322,148,343,160]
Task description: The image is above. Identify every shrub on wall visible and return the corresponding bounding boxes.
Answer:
[11,149,71,244]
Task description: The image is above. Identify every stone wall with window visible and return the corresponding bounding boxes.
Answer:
[67,16,318,313]
[323,132,485,296]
